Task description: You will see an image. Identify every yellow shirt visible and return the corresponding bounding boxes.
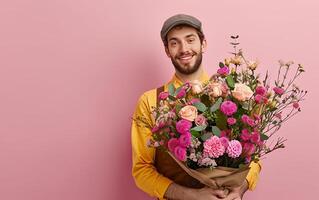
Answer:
[131,71,261,199]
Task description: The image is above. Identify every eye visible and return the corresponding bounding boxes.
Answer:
[188,38,195,43]
[170,41,177,46]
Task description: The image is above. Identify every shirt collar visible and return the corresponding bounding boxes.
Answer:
[168,71,210,88]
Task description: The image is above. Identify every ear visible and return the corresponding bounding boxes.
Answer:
[165,46,171,58]
[201,39,207,53]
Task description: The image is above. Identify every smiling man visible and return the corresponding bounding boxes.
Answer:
[131,14,261,200]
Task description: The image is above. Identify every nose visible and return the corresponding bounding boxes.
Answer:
[179,41,190,53]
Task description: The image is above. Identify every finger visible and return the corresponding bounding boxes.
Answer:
[212,189,228,198]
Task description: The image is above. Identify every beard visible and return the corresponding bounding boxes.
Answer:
[171,50,203,75]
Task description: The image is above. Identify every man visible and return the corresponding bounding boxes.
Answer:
[131,14,261,200]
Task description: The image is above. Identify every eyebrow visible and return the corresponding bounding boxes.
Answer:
[168,34,197,42]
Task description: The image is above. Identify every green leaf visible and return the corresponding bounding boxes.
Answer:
[168,83,175,96]
[191,125,207,132]
[168,95,176,101]
[212,126,221,137]
[261,134,269,141]
[219,62,225,68]
[215,111,227,130]
[191,130,200,138]
[210,97,223,112]
[226,75,235,89]
[201,132,213,141]
[193,102,207,112]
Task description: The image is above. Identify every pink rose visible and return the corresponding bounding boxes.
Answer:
[179,132,192,148]
[209,82,223,98]
[179,105,198,121]
[255,86,267,96]
[220,100,237,116]
[240,129,250,141]
[220,129,231,138]
[232,83,254,101]
[227,117,237,125]
[176,119,192,134]
[190,80,203,94]
[174,146,187,161]
[250,132,260,144]
[158,91,169,100]
[217,66,230,76]
[273,87,284,95]
[226,140,242,158]
[241,114,249,124]
[176,88,186,99]
[243,142,255,155]
[195,114,207,126]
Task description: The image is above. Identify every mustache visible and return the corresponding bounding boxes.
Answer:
[176,51,196,59]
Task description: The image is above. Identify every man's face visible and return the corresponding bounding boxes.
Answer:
[165,26,206,75]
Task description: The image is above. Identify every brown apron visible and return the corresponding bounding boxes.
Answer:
[154,85,204,189]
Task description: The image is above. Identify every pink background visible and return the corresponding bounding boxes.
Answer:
[0,0,318,199]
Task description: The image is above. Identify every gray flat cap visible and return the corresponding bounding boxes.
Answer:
[160,14,203,43]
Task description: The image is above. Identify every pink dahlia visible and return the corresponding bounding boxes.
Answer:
[226,140,242,158]
[176,119,192,134]
[203,136,225,158]
[168,138,179,153]
[179,132,192,148]
[174,146,187,161]
[220,100,238,116]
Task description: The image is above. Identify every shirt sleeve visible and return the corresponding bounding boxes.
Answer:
[246,161,262,190]
[131,94,173,199]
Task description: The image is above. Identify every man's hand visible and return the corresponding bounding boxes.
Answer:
[224,180,249,200]
[164,183,228,200]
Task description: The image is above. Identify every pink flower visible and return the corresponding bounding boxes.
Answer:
[220,100,238,116]
[158,91,169,100]
[179,105,198,121]
[243,142,255,155]
[241,129,251,141]
[273,87,284,95]
[209,82,223,98]
[179,132,192,148]
[195,114,208,126]
[220,129,231,138]
[226,140,242,158]
[255,86,267,96]
[293,102,299,109]
[176,88,186,99]
[246,118,255,127]
[188,98,200,105]
[176,119,192,134]
[250,132,261,144]
[220,137,229,148]
[190,80,203,94]
[203,136,225,158]
[254,94,263,104]
[168,138,179,153]
[241,114,249,124]
[232,83,254,101]
[217,66,230,76]
[227,117,237,125]
[174,146,187,161]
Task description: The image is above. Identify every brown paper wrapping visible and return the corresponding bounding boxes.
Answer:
[167,152,250,189]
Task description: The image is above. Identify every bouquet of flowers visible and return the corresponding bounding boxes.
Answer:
[135,36,307,189]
